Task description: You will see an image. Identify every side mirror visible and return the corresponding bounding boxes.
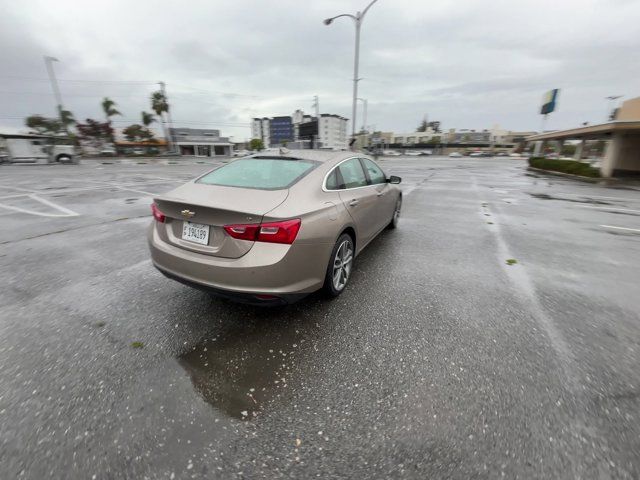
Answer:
[388,175,402,184]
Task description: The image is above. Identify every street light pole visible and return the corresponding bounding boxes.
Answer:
[323,0,378,144]
[43,56,66,133]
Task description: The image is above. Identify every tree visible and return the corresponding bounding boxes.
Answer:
[427,121,441,133]
[151,90,170,145]
[25,115,62,135]
[123,124,146,142]
[100,97,121,143]
[427,136,441,144]
[141,111,155,127]
[76,119,113,150]
[249,138,264,151]
[416,117,428,132]
[101,97,121,120]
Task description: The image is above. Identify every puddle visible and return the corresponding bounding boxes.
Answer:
[178,314,313,421]
[529,193,612,205]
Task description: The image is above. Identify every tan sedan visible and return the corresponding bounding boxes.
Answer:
[148,150,402,305]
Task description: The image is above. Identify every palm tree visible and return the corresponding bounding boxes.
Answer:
[101,97,120,144]
[101,97,121,121]
[141,111,155,127]
[151,90,170,149]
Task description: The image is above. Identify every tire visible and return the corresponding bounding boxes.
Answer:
[57,155,71,163]
[387,195,402,229]
[323,233,355,298]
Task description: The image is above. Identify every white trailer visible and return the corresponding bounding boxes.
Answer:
[0,133,77,164]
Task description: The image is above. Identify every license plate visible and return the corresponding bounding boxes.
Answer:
[181,221,210,245]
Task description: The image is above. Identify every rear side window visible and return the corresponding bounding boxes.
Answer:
[337,158,368,188]
[326,169,342,190]
[197,157,317,190]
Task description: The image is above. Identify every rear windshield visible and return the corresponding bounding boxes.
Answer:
[197,157,318,190]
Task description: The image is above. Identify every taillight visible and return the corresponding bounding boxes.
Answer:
[223,219,301,245]
[223,224,260,241]
[151,203,166,223]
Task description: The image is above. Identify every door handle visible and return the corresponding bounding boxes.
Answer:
[377,191,385,197]
[349,199,359,206]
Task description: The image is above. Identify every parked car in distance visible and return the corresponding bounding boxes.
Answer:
[233,149,251,157]
[133,148,144,156]
[405,151,422,156]
[470,152,483,157]
[420,150,433,156]
[449,152,463,158]
[509,152,522,158]
[148,151,403,305]
[100,148,117,156]
[383,150,401,156]
[495,152,508,157]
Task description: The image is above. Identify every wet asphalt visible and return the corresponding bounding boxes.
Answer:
[0,156,639,479]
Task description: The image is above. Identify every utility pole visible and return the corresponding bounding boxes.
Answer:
[159,81,175,154]
[43,56,67,135]
[323,0,378,143]
[312,95,320,149]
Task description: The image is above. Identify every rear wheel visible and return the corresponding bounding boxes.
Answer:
[323,233,354,298]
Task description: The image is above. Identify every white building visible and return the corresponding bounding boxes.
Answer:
[251,118,271,147]
[252,110,348,150]
[169,128,232,157]
[318,114,348,150]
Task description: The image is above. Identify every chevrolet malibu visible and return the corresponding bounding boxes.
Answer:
[148,150,402,305]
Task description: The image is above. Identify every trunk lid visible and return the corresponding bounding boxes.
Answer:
[154,182,288,258]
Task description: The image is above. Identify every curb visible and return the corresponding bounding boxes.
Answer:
[527,167,602,183]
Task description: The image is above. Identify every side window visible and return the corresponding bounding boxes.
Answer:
[361,158,386,184]
[338,158,368,189]
[325,168,343,190]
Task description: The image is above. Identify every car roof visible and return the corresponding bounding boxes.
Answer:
[252,149,361,165]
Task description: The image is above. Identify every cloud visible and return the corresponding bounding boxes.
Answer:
[2,0,640,139]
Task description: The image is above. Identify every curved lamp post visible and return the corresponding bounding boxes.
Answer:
[324,0,378,144]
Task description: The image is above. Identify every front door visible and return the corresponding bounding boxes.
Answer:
[336,158,379,247]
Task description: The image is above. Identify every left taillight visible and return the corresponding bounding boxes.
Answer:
[151,203,166,223]
[224,219,301,245]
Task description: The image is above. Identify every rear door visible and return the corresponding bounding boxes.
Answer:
[335,158,379,245]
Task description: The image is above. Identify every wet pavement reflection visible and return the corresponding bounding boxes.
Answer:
[177,304,320,421]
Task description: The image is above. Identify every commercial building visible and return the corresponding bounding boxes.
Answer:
[526,96,640,177]
[169,128,232,157]
[269,116,294,146]
[317,114,348,150]
[252,110,348,150]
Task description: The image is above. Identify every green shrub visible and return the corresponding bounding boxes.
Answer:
[528,157,600,178]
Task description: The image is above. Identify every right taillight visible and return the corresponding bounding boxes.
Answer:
[224,219,301,245]
[151,203,166,223]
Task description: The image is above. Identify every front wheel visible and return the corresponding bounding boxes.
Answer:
[323,233,354,298]
[387,196,402,229]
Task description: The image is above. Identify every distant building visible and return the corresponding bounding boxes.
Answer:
[169,128,232,157]
[317,114,348,150]
[252,110,348,149]
[270,116,294,146]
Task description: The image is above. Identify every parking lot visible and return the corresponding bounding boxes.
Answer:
[1,155,640,479]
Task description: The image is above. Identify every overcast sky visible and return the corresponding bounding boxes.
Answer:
[2,0,639,140]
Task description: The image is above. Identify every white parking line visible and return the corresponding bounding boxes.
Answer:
[0,194,79,217]
[577,205,640,213]
[600,225,640,233]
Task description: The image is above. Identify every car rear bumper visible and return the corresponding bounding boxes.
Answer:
[148,222,332,302]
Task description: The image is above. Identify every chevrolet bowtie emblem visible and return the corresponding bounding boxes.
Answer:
[181,209,195,218]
